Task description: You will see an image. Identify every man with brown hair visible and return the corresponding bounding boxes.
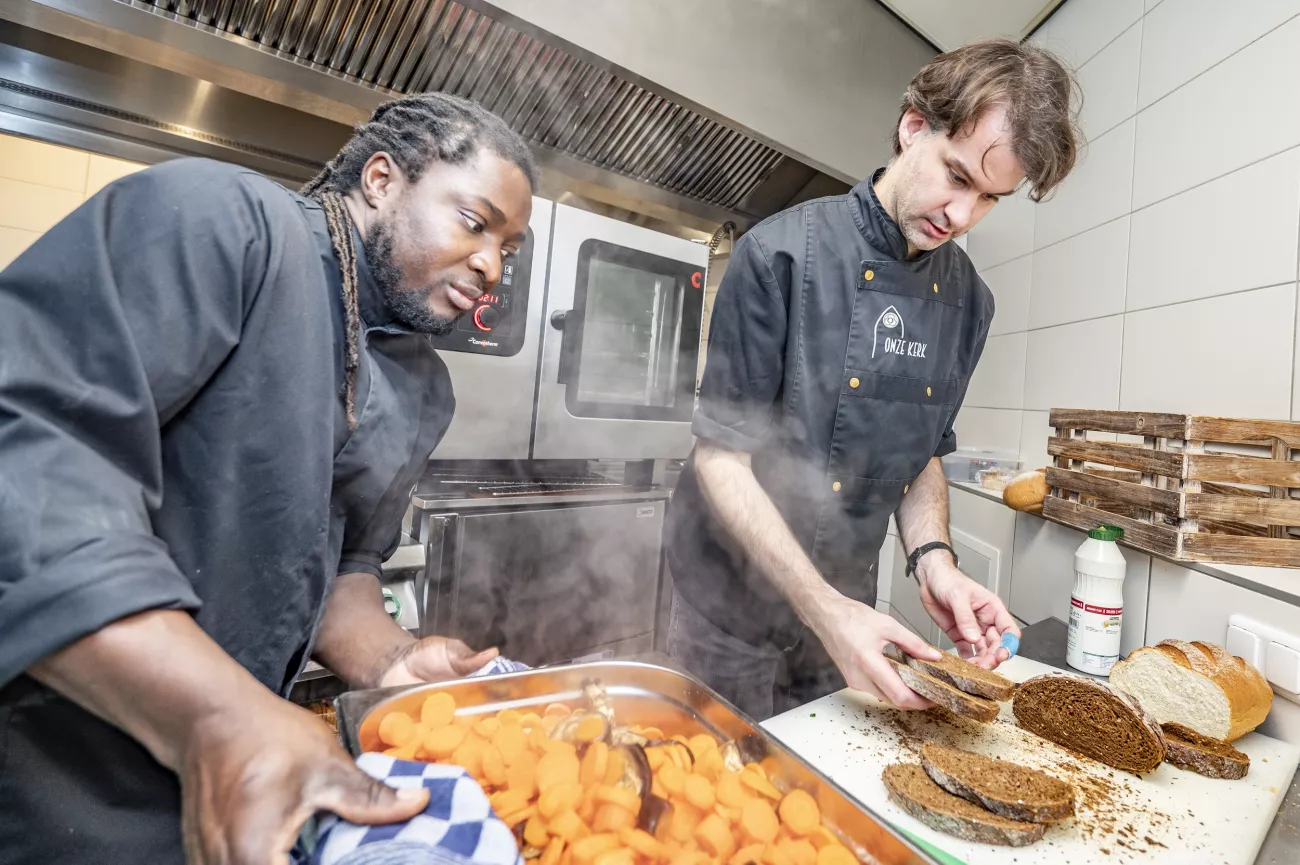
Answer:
[664,39,1080,720]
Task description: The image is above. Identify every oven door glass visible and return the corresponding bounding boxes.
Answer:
[558,240,704,421]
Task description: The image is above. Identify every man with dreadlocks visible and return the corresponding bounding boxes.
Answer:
[0,93,535,863]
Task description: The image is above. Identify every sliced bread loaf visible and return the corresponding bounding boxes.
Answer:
[1108,640,1272,742]
[920,742,1074,823]
[884,645,1016,701]
[1012,674,1165,774]
[887,659,1000,723]
[882,764,1047,847]
[1161,723,1250,780]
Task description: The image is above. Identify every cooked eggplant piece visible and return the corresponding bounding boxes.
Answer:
[521,846,543,860]
[583,680,616,724]
[720,740,745,773]
[612,743,653,794]
[610,726,649,747]
[638,792,672,835]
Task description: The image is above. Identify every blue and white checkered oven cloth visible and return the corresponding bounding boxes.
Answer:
[300,655,533,865]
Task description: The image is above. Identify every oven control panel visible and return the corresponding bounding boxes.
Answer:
[428,229,534,358]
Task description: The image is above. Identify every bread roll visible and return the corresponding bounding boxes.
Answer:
[1003,469,1047,513]
[1108,640,1272,742]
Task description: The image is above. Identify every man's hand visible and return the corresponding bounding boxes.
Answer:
[917,554,1020,669]
[378,637,499,689]
[180,693,428,864]
[808,592,944,710]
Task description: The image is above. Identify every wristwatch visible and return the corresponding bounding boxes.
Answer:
[905,541,959,582]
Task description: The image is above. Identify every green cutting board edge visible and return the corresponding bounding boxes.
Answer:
[894,825,968,865]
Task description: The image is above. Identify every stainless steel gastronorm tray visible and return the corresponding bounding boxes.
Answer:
[335,661,937,865]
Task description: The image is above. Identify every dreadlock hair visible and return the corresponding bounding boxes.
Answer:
[301,92,539,430]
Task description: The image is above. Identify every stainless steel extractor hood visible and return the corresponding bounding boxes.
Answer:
[0,0,852,232]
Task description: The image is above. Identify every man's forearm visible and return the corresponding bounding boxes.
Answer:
[28,609,279,771]
[312,571,415,689]
[693,441,839,623]
[894,457,954,578]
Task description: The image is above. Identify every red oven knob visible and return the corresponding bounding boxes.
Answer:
[473,305,500,331]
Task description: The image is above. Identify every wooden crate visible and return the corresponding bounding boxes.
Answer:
[1043,409,1300,567]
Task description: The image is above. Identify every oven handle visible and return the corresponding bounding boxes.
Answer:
[550,310,580,385]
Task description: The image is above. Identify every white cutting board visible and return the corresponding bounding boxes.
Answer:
[763,656,1299,865]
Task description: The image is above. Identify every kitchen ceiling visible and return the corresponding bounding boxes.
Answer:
[879,0,1064,51]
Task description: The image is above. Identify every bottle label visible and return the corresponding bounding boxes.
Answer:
[1067,595,1123,672]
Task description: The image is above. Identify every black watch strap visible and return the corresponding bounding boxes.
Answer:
[906,542,958,581]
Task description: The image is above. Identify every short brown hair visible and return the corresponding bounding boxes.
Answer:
[894,38,1080,202]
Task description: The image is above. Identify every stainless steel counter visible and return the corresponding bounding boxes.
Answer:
[1017,618,1299,865]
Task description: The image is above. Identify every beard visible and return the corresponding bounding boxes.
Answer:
[363,217,460,336]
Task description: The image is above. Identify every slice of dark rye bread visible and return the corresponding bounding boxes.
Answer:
[884,645,1016,701]
[919,742,1075,823]
[887,659,1000,723]
[882,764,1048,847]
[1012,674,1165,775]
[1161,723,1250,780]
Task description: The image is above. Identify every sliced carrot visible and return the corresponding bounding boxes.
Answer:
[743,762,767,780]
[544,703,573,718]
[646,748,667,771]
[494,724,529,763]
[475,716,502,738]
[378,712,416,748]
[740,771,782,801]
[659,761,687,796]
[501,806,537,829]
[717,771,752,808]
[543,715,562,735]
[538,749,582,794]
[683,774,716,812]
[529,724,551,752]
[519,712,546,730]
[815,845,855,865]
[762,843,793,865]
[730,844,765,865]
[492,788,532,814]
[572,833,621,864]
[543,739,580,759]
[695,748,724,782]
[423,725,467,760]
[687,735,718,762]
[581,741,610,787]
[541,838,566,865]
[498,708,523,727]
[777,839,816,865]
[592,802,637,833]
[592,848,635,865]
[777,790,819,837]
[574,715,608,743]
[670,851,705,865]
[714,804,742,825]
[524,816,551,848]
[668,802,702,843]
[693,813,736,861]
[539,781,585,819]
[382,743,418,760]
[620,827,671,861]
[420,692,457,727]
[638,726,665,740]
[604,748,628,786]
[482,744,508,787]
[651,780,668,799]
[592,784,641,814]
[451,737,488,778]
[807,828,839,851]
[741,800,780,845]
[507,748,540,797]
[549,809,588,843]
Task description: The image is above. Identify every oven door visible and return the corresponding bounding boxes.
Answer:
[533,204,707,459]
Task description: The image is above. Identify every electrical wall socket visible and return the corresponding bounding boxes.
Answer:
[1227,614,1300,696]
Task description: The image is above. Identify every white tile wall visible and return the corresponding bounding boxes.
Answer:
[0,178,84,234]
[1076,21,1142,142]
[85,154,145,197]
[1023,315,1124,411]
[1133,15,1300,208]
[963,332,1027,409]
[0,135,88,192]
[0,227,40,270]
[1029,216,1130,329]
[953,407,1023,453]
[980,254,1032,336]
[1032,0,1144,68]
[1146,559,1300,646]
[1034,120,1135,249]
[1127,149,1300,311]
[1138,0,1300,109]
[1019,410,1052,472]
[966,191,1035,271]
[1120,284,1296,417]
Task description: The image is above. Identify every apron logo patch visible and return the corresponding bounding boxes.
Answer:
[872,305,928,359]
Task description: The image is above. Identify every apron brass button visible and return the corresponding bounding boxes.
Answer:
[869,563,875,572]
[849,377,860,388]
[926,386,932,397]
[832,481,841,492]
[904,484,910,494]
[864,270,874,281]
[933,283,939,293]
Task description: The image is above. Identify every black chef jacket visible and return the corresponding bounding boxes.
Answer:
[0,159,455,862]
[666,170,994,648]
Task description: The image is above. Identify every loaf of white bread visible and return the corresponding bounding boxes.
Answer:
[1108,639,1273,742]
[1002,469,1047,514]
